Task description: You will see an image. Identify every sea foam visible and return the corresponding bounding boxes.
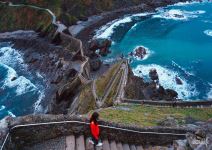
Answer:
[207,83,212,100]
[94,13,151,39]
[133,64,198,99]
[204,30,212,37]
[153,9,205,21]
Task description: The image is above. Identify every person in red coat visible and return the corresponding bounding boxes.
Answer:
[89,112,103,148]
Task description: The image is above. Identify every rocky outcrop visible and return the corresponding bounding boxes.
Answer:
[129,46,148,60]
[89,39,112,57]
[125,66,178,101]
[89,53,102,71]
[149,68,159,81]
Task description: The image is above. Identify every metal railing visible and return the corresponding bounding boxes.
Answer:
[0,120,187,150]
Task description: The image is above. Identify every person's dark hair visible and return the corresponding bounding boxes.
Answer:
[90,112,99,124]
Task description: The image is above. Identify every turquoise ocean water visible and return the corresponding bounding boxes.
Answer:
[95,1,212,100]
[0,42,44,119]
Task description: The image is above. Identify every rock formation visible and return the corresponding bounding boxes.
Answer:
[125,66,178,100]
[89,39,112,57]
[129,46,148,60]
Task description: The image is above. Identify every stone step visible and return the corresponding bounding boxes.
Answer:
[23,136,66,150]
[103,140,110,150]
[130,145,137,150]
[116,143,124,150]
[136,146,144,150]
[123,144,130,150]
[66,135,75,150]
[76,135,85,150]
[110,141,118,150]
[85,138,93,150]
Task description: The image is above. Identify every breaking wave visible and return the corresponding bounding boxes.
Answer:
[153,9,205,21]
[94,13,151,39]
[204,29,212,37]
[133,64,198,99]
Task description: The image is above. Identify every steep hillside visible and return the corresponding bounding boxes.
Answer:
[0,3,53,33]
[0,0,166,28]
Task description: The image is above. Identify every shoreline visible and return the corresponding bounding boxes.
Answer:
[75,0,190,48]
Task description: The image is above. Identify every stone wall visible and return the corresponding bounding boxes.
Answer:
[1,114,193,149]
[122,99,212,107]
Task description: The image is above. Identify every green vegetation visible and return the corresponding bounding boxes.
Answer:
[9,0,62,16]
[0,4,52,32]
[96,61,122,98]
[98,104,212,127]
[77,83,96,114]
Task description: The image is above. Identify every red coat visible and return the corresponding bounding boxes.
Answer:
[90,121,99,140]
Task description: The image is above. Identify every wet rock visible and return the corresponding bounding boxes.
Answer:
[89,39,112,57]
[149,68,159,81]
[11,77,17,81]
[89,39,99,51]
[165,89,178,99]
[175,76,183,85]
[131,46,148,59]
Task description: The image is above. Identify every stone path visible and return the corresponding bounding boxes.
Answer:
[23,134,172,150]
[92,60,128,107]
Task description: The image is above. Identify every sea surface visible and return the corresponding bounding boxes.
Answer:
[95,1,212,100]
[0,42,45,119]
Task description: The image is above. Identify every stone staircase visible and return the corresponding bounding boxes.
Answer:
[23,134,173,150]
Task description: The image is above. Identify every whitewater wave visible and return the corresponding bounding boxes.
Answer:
[207,83,212,100]
[173,1,199,6]
[174,0,211,6]
[153,9,205,21]
[94,13,151,39]
[8,111,16,117]
[1,63,37,96]
[204,29,212,37]
[0,46,26,69]
[133,64,198,99]
[0,106,6,111]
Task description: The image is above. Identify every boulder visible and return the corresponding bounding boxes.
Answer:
[89,39,99,51]
[165,89,178,99]
[89,39,112,57]
[175,76,183,85]
[11,77,17,81]
[149,68,159,81]
[130,46,148,60]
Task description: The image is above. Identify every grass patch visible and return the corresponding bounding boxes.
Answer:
[77,83,96,114]
[96,61,122,98]
[98,104,212,127]
[0,4,52,32]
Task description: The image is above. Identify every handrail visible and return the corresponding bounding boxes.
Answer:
[0,120,187,150]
